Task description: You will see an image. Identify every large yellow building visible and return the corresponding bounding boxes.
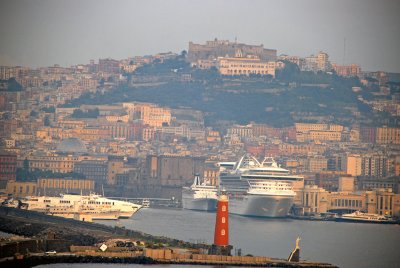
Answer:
[78,78,98,90]
[345,154,362,177]
[105,114,130,123]
[295,123,343,132]
[6,181,37,197]
[123,102,171,127]
[36,127,66,140]
[227,125,253,139]
[307,157,328,173]
[396,163,400,176]
[279,143,326,155]
[57,120,86,129]
[100,122,132,140]
[376,127,400,144]
[332,63,361,77]
[107,156,125,185]
[71,128,111,141]
[5,178,95,197]
[218,57,276,77]
[295,123,343,142]
[37,178,94,194]
[308,130,342,142]
[298,186,400,217]
[24,155,79,173]
[316,51,330,71]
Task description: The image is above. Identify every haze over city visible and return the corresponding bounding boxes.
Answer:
[1,0,400,72]
[1,1,400,268]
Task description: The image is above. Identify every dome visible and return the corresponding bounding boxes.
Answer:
[56,138,87,154]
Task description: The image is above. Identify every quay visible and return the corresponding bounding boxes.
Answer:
[0,207,338,267]
[2,249,338,268]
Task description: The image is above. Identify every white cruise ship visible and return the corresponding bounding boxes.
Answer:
[21,193,142,219]
[219,155,303,217]
[182,174,218,211]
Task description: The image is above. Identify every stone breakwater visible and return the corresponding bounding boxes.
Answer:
[1,255,157,268]
[0,207,205,248]
[0,207,338,268]
[1,253,338,268]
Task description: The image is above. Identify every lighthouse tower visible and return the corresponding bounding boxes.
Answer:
[211,189,232,255]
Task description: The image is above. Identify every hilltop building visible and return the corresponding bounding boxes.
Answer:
[218,56,276,77]
[331,64,361,77]
[188,38,276,63]
[123,102,171,127]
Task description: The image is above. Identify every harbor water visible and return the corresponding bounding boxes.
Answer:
[38,208,400,268]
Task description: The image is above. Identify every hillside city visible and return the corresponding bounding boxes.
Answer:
[1,38,400,217]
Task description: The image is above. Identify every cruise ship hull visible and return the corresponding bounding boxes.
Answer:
[182,195,217,211]
[229,194,294,217]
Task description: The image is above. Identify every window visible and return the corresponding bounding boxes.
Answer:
[221,229,225,236]
[221,217,226,223]
[222,205,226,212]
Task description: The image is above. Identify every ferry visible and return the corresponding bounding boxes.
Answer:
[219,155,303,217]
[336,211,396,224]
[21,193,142,219]
[182,174,218,211]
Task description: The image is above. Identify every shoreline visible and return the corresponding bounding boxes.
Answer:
[0,207,338,268]
[2,253,338,268]
[1,255,156,268]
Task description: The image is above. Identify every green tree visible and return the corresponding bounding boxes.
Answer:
[30,110,38,117]
[275,61,300,82]
[44,115,50,126]
[41,106,55,113]
[7,77,23,91]
[23,158,29,170]
[180,50,187,59]
[71,108,99,118]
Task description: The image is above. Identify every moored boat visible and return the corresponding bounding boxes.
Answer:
[21,193,141,219]
[182,174,218,211]
[336,211,396,224]
[220,155,303,217]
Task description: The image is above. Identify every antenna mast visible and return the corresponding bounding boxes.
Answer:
[343,37,346,65]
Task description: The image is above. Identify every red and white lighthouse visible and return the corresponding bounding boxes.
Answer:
[214,190,229,246]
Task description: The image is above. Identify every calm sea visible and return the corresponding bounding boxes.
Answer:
[36,208,400,268]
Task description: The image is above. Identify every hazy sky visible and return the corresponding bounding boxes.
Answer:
[1,0,400,72]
